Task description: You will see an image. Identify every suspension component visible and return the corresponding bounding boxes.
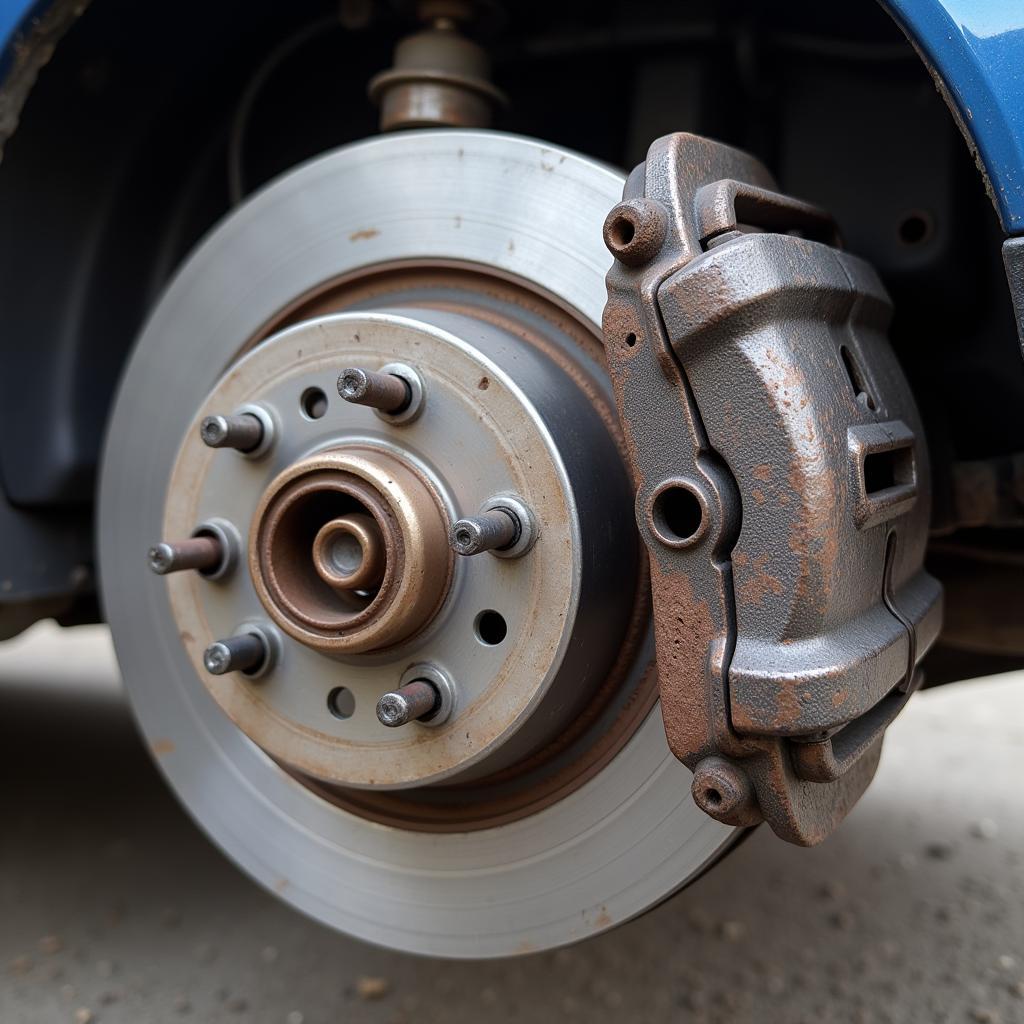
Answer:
[368,1,506,131]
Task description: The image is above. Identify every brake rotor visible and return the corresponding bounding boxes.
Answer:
[98,130,738,957]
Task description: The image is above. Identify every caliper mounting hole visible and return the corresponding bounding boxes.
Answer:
[648,481,707,548]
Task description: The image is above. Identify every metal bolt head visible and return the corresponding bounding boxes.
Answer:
[202,633,268,676]
[376,692,411,727]
[200,415,231,446]
[147,534,225,576]
[450,497,536,558]
[338,368,369,400]
[337,367,410,413]
[148,542,177,575]
[336,363,425,424]
[200,412,264,452]
[450,509,519,556]
[602,198,668,267]
[376,679,440,727]
[204,642,234,675]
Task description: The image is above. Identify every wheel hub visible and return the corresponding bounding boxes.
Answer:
[251,444,452,655]
[163,305,638,789]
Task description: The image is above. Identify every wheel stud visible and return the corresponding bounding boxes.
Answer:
[200,412,264,452]
[203,633,268,676]
[450,509,519,556]
[148,536,223,575]
[337,367,411,413]
[376,679,440,727]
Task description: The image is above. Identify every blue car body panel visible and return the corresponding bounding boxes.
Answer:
[883,0,1024,233]
[0,0,42,78]
[1,0,1023,230]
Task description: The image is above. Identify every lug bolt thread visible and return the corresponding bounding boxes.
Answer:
[200,413,264,452]
[203,633,267,676]
[148,535,223,576]
[337,367,410,413]
[376,679,440,727]
[450,509,519,556]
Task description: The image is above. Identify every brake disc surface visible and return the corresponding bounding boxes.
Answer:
[98,130,737,958]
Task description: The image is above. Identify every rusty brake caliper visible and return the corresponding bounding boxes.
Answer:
[602,133,943,845]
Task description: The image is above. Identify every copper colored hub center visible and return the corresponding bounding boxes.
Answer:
[249,446,452,655]
[312,514,386,593]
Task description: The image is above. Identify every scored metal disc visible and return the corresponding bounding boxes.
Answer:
[98,129,737,958]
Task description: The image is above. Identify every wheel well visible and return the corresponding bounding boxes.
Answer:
[0,0,1020,661]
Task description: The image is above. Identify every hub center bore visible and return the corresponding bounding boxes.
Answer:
[313,514,385,592]
[250,445,451,655]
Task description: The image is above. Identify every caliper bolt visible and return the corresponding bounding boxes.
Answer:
[200,413,264,452]
[148,536,223,576]
[337,367,411,414]
[376,679,441,728]
[203,633,268,676]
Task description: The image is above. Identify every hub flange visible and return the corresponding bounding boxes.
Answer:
[162,307,638,789]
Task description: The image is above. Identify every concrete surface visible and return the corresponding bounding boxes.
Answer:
[0,622,1022,1024]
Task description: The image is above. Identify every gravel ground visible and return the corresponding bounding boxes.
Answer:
[0,622,1022,1024]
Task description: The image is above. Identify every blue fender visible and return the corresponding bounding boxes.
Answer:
[0,0,43,78]
[2,0,1023,231]
[882,1,1024,234]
